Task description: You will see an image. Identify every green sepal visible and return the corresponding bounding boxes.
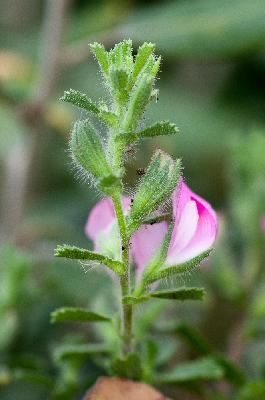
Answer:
[60,89,99,114]
[147,249,212,283]
[150,287,205,301]
[51,307,111,324]
[153,357,224,384]
[70,119,112,181]
[54,244,124,275]
[54,343,109,362]
[127,150,181,234]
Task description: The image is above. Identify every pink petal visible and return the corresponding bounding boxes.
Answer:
[167,181,218,264]
[131,222,168,279]
[85,196,131,242]
[167,200,199,264]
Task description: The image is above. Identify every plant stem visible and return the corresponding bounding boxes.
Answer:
[112,192,133,355]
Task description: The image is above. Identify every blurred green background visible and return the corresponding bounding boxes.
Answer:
[0,0,264,399]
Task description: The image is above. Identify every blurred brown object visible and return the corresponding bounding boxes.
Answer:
[84,377,167,400]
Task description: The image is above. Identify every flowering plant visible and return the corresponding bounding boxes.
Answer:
[52,41,217,378]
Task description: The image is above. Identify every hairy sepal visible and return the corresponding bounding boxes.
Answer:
[70,119,120,192]
[127,150,181,234]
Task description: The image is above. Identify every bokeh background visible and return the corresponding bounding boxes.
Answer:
[0,0,264,399]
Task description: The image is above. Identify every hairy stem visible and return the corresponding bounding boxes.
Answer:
[112,192,133,355]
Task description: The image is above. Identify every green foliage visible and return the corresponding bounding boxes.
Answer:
[154,357,224,384]
[127,150,181,233]
[70,119,114,182]
[150,287,205,301]
[51,307,111,324]
[60,89,99,114]
[147,249,212,283]
[54,245,124,274]
[54,343,109,363]
[110,353,142,380]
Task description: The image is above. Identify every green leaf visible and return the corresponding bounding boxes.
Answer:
[54,244,124,274]
[138,121,179,139]
[123,73,154,132]
[60,89,99,114]
[148,249,212,283]
[50,307,111,324]
[151,287,205,301]
[110,352,142,380]
[98,109,119,127]
[121,0,265,59]
[175,323,211,355]
[109,66,129,106]
[54,343,109,362]
[70,119,113,181]
[127,150,181,233]
[13,369,54,389]
[89,42,109,77]
[175,324,246,386]
[108,40,133,70]
[123,295,150,305]
[130,42,155,87]
[215,355,246,386]
[155,357,224,384]
[125,121,179,144]
[237,380,265,400]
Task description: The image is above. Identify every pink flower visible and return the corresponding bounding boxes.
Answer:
[131,180,217,272]
[85,180,217,275]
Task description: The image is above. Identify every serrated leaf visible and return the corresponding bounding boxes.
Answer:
[54,343,109,362]
[89,42,109,77]
[129,42,155,87]
[60,89,99,114]
[148,249,212,283]
[51,307,111,324]
[127,150,181,233]
[138,121,179,139]
[54,244,124,274]
[151,287,205,301]
[125,121,179,144]
[155,357,224,384]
